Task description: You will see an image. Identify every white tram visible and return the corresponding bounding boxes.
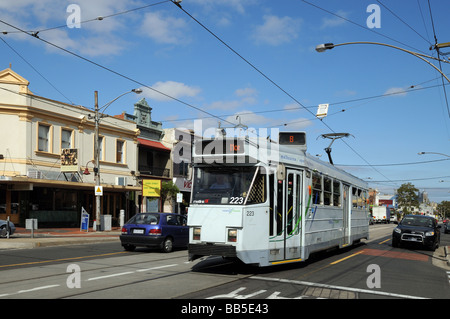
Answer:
[187,132,369,267]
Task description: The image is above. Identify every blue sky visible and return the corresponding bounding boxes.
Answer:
[1,0,449,203]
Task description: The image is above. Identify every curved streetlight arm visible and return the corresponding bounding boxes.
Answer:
[99,88,143,116]
[418,151,450,158]
[316,41,450,84]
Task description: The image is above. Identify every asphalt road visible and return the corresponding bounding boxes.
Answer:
[0,223,449,305]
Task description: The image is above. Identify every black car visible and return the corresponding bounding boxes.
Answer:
[392,215,440,251]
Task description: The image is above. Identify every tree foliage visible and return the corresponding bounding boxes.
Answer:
[396,182,419,215]
[160,181,179,210]
[437,200,450,218]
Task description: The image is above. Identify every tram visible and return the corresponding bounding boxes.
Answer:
[187,132,369,267]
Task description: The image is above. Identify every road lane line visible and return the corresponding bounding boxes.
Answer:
[0,251,127,268]
[17,284,61,294]
[136,264,178,272]
[330,251,364,265]
[378,238,391,245]
[87,271,134,281]
[0,284,61,298]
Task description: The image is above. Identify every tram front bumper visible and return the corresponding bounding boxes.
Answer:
[188,243,237,261]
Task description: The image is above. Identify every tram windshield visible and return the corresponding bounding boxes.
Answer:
[192,166,266,205]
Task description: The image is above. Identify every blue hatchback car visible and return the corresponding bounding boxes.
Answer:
[120,213,188,253]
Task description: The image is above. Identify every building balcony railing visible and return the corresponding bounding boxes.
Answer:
[138,165,170,178]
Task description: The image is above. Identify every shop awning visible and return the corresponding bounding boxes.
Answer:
[138,138,171,152]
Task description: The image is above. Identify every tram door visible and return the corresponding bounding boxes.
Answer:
[269,170,302,261]
[342,184,350,246]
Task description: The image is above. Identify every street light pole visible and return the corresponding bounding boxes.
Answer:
[90,88,143,231]
[94,91,101,231]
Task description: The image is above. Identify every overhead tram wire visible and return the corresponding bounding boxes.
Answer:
[1,0,171,35]
[170,1,399,186]
[427,0,450,118]
[162,78,450,125]
[0,19,236,128]
[300,0,429,56]
[375,0,432,46]
[0,36,75,105]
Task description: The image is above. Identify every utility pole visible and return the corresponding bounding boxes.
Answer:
[94,91,101,231]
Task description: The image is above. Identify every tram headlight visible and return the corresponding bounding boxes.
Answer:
[228,229,237,242]
[193,227,201,241]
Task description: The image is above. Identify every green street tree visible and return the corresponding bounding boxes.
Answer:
[437,200,450,219]
[396,182,419,216]
[161,181,180,212]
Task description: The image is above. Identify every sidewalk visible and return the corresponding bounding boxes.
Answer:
[0,227,121,249]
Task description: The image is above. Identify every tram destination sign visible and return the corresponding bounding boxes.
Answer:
[279,132,306,146]
[194,139,245,156]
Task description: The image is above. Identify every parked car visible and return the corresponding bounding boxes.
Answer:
[0,219,15,237]
[120,213,188,253]
[445,222,450,234]
[392,215,440,251]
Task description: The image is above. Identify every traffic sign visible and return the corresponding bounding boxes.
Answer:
[95,185,103,196]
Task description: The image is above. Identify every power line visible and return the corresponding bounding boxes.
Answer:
[427,0,450,118]
[300,0,428,55]
[336,158,450,167]
[1,1,171,35]
[375,0,431,45]
[171,0,397,186]
[0,18,236,128]
[0,36,75,105]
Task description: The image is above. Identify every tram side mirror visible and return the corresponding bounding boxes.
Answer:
[277,163,285,181]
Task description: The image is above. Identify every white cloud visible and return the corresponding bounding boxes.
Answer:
[189,0,257,14]
[384,87,408,97]
[252,15,301,46]
[140,11,189,45]
[142,81,201,101]
[320,10,350,29]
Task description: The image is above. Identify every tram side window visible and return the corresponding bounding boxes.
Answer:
[352,188,358,208]
[352,188,364,209]
[357,189,364,208]
[333,180,341,206]
[362,191,368,209]
[312,173,322,205]
[323,177,332,206]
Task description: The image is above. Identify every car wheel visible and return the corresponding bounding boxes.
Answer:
[161,237,173,253]
[123,244,136,252]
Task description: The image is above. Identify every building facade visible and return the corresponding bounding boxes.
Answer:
[0,68,140,227]
[115,98,172,213]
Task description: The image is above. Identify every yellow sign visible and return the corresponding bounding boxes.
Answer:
[95,186,103,196]
[142,179,161,197]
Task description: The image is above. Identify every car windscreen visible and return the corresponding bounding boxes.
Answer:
[191,165,266,205]
[127,213,160,225]
[401,216,433,227]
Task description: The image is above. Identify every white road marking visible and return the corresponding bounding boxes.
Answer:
[136,264,178,272]
[87,271,135,281]
[250,276,429,299]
